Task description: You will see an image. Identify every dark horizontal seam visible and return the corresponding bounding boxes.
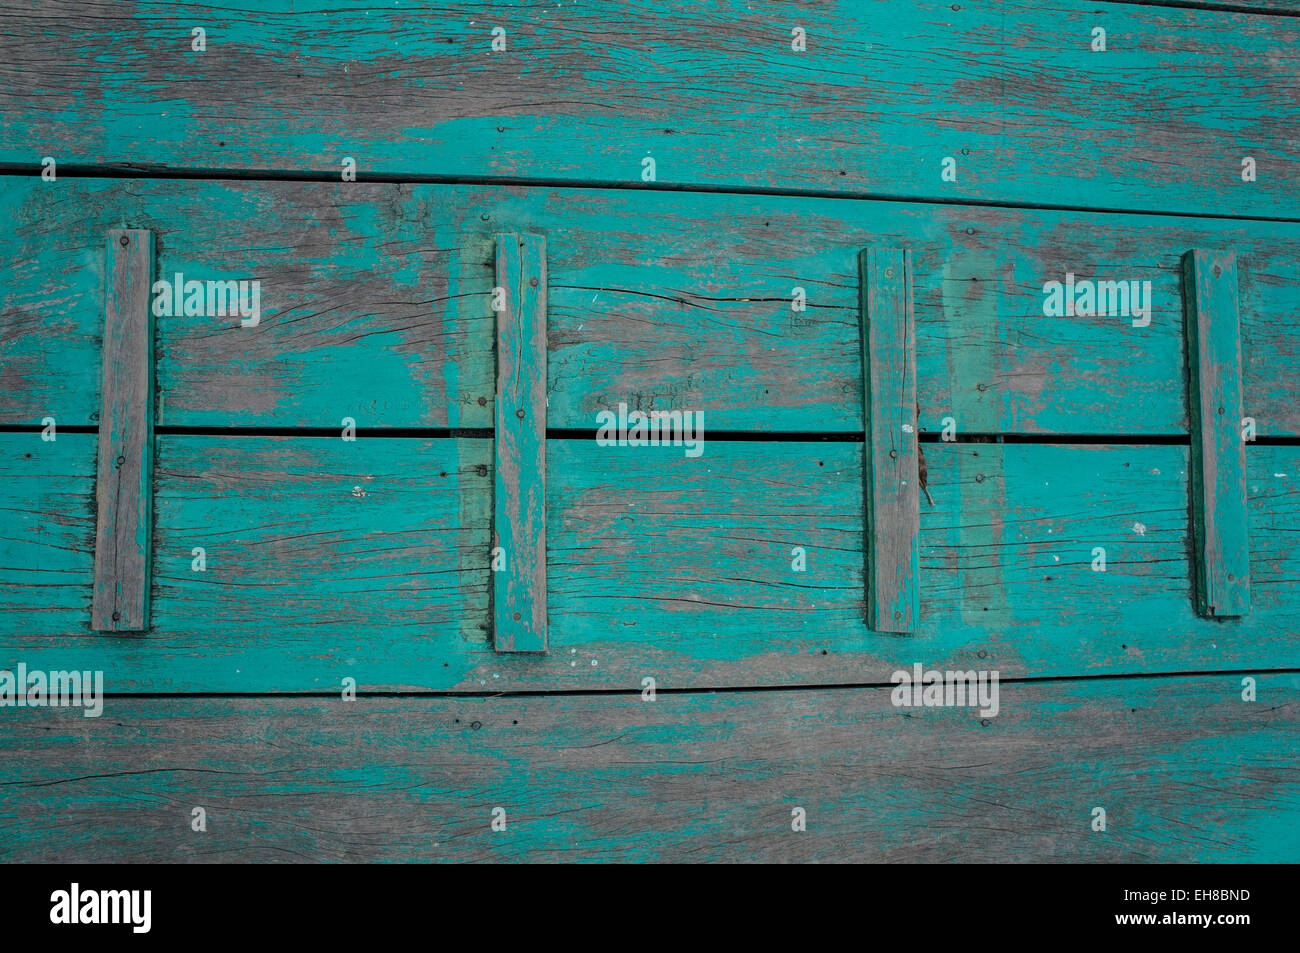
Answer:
[65,665,1300,701]
[1,164,1298,225]
[6,425,1300,446]
[1107,0,1300,17]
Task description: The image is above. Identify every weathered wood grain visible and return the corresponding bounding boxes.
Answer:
[1183,250,1251,617]
[0,434,96,634]
[91,228,154,632]
[3,435,1297,691]
[1,1,1297,218]
[0,674,1295,862]
[493,234,547,652]
[0,179,496,430]
[861,249,919,632]
[5,180,1300,435]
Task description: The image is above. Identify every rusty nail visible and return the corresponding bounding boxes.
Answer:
[116,454,125,465]
[894,610,902,620]
[515,409,525,419]
[111,611,121,621]
[1218,405,1225,415]
[1213,265,1221,277]
[977,383,987,392]
[513,612,521,621]
[978,649,988,658]
[975,474,985,483]
[884,267,894,278]
[477,397,487,406]
[529,277,538,287]
[1228,573,1235,581]
[119,235,129,247]
[981,718,990,727]
[471,720,482,730]
[476,464,487,476]
[889,449,898,459]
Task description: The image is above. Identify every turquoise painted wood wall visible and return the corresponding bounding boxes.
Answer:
[0,0,1297,862]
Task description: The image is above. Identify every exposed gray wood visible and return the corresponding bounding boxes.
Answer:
[92,228,154,632]
[493,234,548,652]
[860,248,919,632]
[0,674,1294,862]
[1183,250,1251,617]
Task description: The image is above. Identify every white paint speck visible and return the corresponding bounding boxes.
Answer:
[1276,472,1288,478]
[1132,521,1147,535]
[1052,555,1059,562]
[591,659,598,667]
[902,424,914,433]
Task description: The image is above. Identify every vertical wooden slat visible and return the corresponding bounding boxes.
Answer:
[92,228,155,632]
[493,233,548,652]
[860,248,919,633]
[1182,249,1250,617]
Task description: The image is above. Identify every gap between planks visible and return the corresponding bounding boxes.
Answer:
[9,424,1300,446]
[77,664,1300,702]
[2,165,1300,226]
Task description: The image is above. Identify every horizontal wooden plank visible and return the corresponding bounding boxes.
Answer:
[1,674,1295,862]
[0,179,496,430]
[2,1,1297,218]
[0,434,492,689]
[4,179,1300,435]
[3,435,1297,691]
